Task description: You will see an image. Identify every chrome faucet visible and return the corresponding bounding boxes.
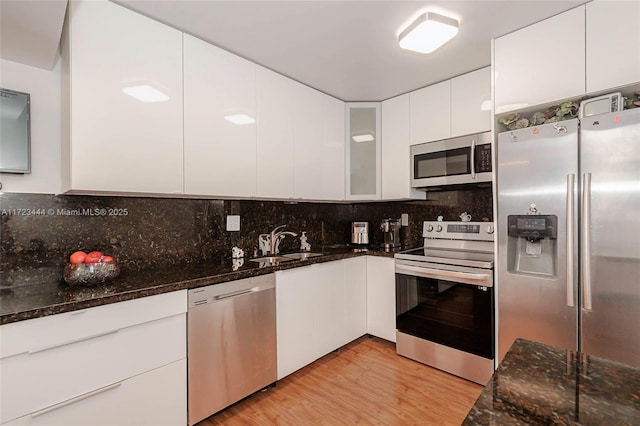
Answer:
[269,225,298,255]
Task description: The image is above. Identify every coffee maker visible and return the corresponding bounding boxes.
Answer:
[380,218,401,250]
[351,221,370,245]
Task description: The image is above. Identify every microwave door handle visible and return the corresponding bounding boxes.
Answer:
[470,139,476,179]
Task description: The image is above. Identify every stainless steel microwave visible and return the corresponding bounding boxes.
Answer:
[410,132,492,189]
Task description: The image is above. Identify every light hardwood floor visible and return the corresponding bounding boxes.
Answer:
[198,336,483,425]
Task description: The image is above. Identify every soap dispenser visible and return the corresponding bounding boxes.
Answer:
[299,231,311,252]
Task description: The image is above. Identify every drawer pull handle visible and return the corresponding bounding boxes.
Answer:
[29,329,120,355]
[31,382,122,418]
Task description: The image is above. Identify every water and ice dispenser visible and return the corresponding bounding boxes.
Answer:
[506,214,558,277]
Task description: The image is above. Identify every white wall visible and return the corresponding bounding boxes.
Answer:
[0,58,61,194]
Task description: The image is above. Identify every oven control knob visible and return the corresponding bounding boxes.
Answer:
[435,225,443,232]
[486,225,495,234]
[426,224,434,232]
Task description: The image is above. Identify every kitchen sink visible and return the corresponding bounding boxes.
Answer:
[281,252,323,260]
[249,256,294,265]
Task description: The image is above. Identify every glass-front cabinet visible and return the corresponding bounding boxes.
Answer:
[345,102,381,200]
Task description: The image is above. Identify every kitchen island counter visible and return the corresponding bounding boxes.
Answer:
[463,338,640,425]
[1,247,395,324]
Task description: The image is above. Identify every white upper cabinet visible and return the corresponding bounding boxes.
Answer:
[381,94,424,200]
[451,67,492,137]
[62,0,183,194]
[183,34,257,197]
[293,83,324,199]
[346,102,381,200]
[586,0,640,93]
[494,6,585,113]
[323,96,346,200]
[410,80,451,144]
[256,67,295,199]
[293,83,345,200]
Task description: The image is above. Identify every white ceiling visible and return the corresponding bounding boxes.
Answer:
[0,0,588,100]
[0,0,68,70]
[115,0,588,101]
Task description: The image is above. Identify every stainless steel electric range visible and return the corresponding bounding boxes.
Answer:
[394,221,495,384]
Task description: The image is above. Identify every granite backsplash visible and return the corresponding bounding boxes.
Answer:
[0,188,492,287]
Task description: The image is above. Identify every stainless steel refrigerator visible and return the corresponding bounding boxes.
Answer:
[496,108,640,367]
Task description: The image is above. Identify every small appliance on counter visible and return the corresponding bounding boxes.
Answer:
[380,218,401,250]
[351,221,370,245]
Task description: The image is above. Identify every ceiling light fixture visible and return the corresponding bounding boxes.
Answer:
[224,113,255,125]
[398,12,459,54]
[121,85,170,103]
[352,132,375,143]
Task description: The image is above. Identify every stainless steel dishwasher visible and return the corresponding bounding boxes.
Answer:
[187,274,276,425]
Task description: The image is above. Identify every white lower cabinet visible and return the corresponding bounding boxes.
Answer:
[366,256,396,342]
[3,359,186,426]
[344,257,367,342]
[314,261,347,358]
[0,291,187,426]
[275,265,318,380]
[276,257,368,380]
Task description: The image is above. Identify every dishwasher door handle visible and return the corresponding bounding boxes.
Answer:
[214,287,257,301]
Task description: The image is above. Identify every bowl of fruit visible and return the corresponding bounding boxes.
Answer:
[63,251,119,286]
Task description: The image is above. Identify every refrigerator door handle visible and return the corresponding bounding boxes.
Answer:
[470,138,476,179]
[582,173,593,311]
[566,174,575,307]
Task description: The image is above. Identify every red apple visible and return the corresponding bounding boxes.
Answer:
[85,251,103,264]
[69,251,87,264]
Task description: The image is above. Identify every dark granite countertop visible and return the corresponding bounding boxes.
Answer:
[463,338,640,425]
[0,247,397,325]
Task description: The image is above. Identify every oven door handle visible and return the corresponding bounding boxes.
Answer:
[395,264,492,287]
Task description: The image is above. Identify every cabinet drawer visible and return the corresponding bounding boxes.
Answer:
[1,314,185,423]
[2,359,186,426]
[1,290,187,359]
